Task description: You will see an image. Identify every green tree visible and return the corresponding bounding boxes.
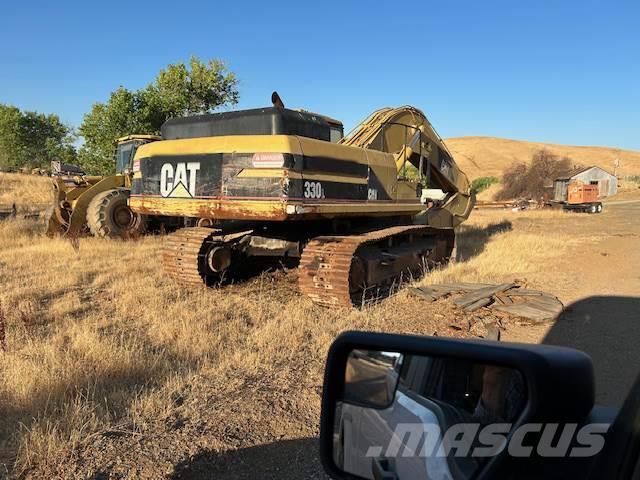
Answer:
[0,105,22,168]
[77,88,148,174]
[78,56,239,174]
[0,104,76,169]
[150,57,239,117]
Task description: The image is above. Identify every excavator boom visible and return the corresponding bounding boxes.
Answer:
[341,106,475,227]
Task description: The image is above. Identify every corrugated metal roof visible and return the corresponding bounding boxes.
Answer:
[555,165,613,181]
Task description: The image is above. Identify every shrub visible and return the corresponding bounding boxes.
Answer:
[471,176,499,193]
[496,150,574,200]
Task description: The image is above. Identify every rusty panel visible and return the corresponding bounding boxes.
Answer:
[129,197,289,221]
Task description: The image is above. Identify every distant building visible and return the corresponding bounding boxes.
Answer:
[553,166,617,201]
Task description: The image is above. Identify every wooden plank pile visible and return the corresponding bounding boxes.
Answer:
[0,203,17,221]
[0,203,42,221]
[408,282,563,323]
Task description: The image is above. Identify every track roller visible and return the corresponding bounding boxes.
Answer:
[298,226,454,307]
[162,227,251,286]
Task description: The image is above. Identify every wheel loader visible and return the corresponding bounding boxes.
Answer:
[46,135,163,238]
[128,93,475,306]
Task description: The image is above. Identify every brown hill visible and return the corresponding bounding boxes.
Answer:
[446,136,640,180]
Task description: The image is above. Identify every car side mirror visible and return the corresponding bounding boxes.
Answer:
[319,331,595,480]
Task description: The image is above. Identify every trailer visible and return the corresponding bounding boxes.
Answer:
[547,182,603,213]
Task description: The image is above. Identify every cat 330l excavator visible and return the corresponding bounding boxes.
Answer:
[128,93,475,307]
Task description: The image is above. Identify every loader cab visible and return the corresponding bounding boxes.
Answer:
[115,135,162,174]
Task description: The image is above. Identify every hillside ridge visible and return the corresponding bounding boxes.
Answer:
[445,136,640,180]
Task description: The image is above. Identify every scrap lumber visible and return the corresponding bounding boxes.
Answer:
[504,289,545,297]
[492,290,563,321]
[463,297,492,312]
[410,281,564,324]
[0,203,17,221]
[493,293,513,305]
[485,325,501,341]
[492,303,558,323]
[523,298,563,315]
[407,287,446,302]
[409,285,461,301]
[431,282,493,291]
[420,287,452,298]
[408,287,435,302]
[453,283,517,308]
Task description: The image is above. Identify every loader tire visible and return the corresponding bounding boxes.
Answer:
[87,189,146,239]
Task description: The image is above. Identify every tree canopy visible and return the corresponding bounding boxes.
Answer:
[78,57,239,174]
[0,105,76,170]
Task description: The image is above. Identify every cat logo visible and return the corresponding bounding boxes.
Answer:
[160,162,201,198]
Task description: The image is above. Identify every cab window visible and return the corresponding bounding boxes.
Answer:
[115,142,135,173]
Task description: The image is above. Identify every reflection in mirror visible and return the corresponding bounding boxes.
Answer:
[344,350,402,408]
[335,350,527,480]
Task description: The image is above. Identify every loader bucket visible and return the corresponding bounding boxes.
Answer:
[45,177,72,236]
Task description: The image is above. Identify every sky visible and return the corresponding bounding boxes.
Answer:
[1,0,639,149]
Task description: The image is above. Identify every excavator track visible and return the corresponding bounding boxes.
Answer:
[162,227,254,286]
[298,225,453,308]
[162,227,221,286]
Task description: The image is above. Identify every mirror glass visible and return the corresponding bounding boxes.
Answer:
[335,349,527,479]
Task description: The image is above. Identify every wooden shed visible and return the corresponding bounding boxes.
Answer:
[553,166,617,201]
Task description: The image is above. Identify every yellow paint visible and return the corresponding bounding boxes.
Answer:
[167,182,192,198]
[396,180,420,200]
[235,168,368,184]
[136,135,303,157]
[236,168,289,178]
[296,136,367,163]
[129,195,424,220]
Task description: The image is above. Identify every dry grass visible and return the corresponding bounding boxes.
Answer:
[0,173,51,212]
[0,175,606,478]
[425,210,579,287]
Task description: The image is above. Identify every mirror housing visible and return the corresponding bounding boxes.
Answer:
[319,331,595,480]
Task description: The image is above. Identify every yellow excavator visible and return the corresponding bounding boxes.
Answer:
[128,93,475,306]
[46,135,160,238]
